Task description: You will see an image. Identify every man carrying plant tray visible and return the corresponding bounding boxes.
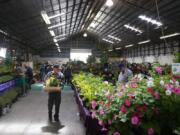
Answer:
[44,65,64,122]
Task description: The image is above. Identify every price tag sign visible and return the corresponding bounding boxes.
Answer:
[172,63,180,75]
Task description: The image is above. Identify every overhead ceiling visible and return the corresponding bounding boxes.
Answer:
[0,0,180,54]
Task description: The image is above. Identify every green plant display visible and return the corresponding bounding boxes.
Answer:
[73,72,114,107]
[0,75,14,83]
[0,88,18,108]
[73,66,180,135]
[87,55,96,65]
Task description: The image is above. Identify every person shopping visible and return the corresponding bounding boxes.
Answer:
[44,65,64,122]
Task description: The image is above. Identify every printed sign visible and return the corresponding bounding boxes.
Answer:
[172,63,180,75]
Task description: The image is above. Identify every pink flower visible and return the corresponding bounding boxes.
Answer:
[128,92,135,99]
[153,91,160,100]
[131,116,140,125]
[91,100,97,109]
[174,87,180,95]
[113,132,121,135]
[155,67,162,74]
[108,119,112,125]
[120,105,126,113]
[147,128,154,135]
[125,99,131,107]
[91,111,96,119]
[101,127,108,131]
[99,109,105,115]
[165,84,174,91]
[98,120,104,126]
[131,83,138,88]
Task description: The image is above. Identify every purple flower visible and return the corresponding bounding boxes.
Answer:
[91,100,97,109]
[147,128,154,135]
[131,116,140,125]
[113,132,121,135]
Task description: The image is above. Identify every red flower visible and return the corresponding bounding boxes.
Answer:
[133,111,143,118]
[143,104,148,112]
[120,105,126,113]
[125,99,131,107]
[128,92,135,99]
[147,87,154,94]
[135,105,142,112]
[153,107,160,115]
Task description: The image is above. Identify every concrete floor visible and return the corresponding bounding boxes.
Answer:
[0,90,85,135]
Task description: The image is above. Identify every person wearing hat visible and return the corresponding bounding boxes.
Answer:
[44,65,64,122]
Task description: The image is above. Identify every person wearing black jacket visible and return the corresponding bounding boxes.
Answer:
[64,66,72,85]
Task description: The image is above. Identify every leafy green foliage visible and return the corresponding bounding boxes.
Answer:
[87,55,96,65]
[0,75,14,83]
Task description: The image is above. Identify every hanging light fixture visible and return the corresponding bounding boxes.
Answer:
[106,0,113,7]
[83,33,87,37]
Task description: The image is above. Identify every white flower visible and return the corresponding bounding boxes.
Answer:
[148,77,154,81]
[175,81,179,87]
[138,74,142,78]
[165,90,172,96]
[170,80,173,84]
[160,80,165,86]
[104,81,108,84]
[125,84,129,88]
[147,80,154,87]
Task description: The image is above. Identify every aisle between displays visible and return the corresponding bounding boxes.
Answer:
[72,64,180,135]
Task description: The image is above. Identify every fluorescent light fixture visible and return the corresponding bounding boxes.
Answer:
[83,33,87,37]
[55,43,59,46]
[108,49,113,52]
[55,34,66,39]
[41,11,51,24]
[138,15,163,27]
[125,44,134,48]
[138,40,151,45]
[53,39,57,42]
[56,37,66,41]
[102,38,114,44]
[58,48,61,52]
[90,22,96,28]
[48,22,66,29]
[160,32,180,39]
[49,30,55,36]
[116,47,122,50]
[124,24,143,34]
[106,0,113,7]
[108,35,121,42]
[0,29,8,35]
[49,13,65,19]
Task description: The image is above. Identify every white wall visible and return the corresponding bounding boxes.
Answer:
[127,55,174,65]
[33,55,69,65]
